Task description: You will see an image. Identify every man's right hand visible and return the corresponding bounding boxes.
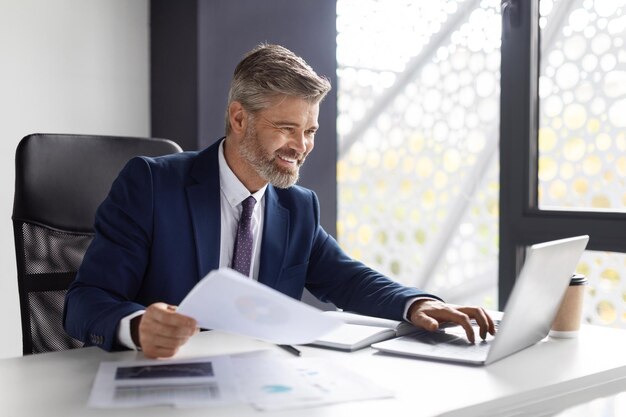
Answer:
[131,302,198,358]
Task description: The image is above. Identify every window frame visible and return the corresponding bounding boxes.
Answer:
[499,0,626,309]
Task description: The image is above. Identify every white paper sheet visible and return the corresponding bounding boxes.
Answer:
[88,356,240,408]
[232,355,394,411]
[177,268,341,345]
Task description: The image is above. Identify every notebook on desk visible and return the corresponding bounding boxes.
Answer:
[309,311,420,351]
[372,235,589,366]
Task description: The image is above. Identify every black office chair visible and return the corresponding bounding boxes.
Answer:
[12,133,182,355]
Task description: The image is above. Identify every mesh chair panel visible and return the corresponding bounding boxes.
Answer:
[22,222,92,275]
[17,222,92,354]
[29,291,83,353]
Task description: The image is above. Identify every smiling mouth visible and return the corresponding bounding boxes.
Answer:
[277,154,297,164]
[275,150,307,168]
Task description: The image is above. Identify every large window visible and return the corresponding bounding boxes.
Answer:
[338,0,626,327]
[500,0,626,327]
[538,0,626,327]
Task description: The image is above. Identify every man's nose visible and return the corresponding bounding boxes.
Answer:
[290,132,308,154]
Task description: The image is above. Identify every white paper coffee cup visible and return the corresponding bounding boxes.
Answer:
[549,274,587,338]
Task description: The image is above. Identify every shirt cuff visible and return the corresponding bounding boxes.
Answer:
[404,297,438,322]
[117,310,145,350]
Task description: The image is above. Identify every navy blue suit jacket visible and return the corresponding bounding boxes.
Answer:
[64,139,438,351]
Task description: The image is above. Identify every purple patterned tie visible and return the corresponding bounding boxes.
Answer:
[231,196,256,276]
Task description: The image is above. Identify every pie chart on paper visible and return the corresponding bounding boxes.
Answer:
[235,295,289,325]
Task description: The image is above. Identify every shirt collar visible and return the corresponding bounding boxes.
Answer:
[218,140,267,208]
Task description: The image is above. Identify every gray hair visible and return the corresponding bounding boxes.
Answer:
[224,44,332,135]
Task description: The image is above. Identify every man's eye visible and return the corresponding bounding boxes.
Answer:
[305,130,317,137]
[281,127,295,134]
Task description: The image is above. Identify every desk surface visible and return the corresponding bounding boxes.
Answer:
[2,325,626,417]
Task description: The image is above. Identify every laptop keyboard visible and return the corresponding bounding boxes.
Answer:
[392,330,492,362]
[373,319,503,363]
[396,320,502,360]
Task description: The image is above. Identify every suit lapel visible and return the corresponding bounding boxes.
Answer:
[185,139,290,287]
[186,141,222,280]
[258,186,289,289]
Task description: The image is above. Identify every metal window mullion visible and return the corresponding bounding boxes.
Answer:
[499,0,539,309]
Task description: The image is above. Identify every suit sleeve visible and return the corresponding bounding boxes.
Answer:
[304,192,442,321]
[63,157,154,351]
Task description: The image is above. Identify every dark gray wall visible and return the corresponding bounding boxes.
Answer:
[150,0,198,151]
[151,0,338,236]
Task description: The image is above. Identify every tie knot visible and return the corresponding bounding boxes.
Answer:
[241,196,256,219]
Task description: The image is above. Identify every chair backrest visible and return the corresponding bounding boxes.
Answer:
[12,133,183,355]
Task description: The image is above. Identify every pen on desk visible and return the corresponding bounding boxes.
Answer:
[278,344,301,357]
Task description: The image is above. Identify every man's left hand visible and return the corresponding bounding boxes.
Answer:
[407,299,496,343]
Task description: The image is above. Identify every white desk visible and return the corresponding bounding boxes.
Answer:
[2,325,626,417]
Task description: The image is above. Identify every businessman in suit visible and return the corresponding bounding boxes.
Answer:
[64,44,495,358]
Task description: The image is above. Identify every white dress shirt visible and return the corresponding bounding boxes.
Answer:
[217,141,267,280]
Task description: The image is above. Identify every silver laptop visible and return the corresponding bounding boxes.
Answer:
[372,235,589,366]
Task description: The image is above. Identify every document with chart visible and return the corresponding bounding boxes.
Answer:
[232,355,393,411]
[88,355,239,408]
[177,267,341,345]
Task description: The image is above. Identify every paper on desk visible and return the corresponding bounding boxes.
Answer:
[89,351,393,410]
[88,356,240,408]
[232,355,394,411]
[177,267,341,345]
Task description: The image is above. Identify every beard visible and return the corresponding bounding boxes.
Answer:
[239,123,307,189]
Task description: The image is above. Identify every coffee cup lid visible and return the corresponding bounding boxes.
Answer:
[570,274,587,286]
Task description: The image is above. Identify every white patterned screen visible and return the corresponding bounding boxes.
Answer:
[538,0,626,211]
[337,0,501,307]
[578,251,626,328]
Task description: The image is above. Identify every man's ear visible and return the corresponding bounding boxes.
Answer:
[228,101,247,135]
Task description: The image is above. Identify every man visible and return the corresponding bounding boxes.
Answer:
[64,44,495,359]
